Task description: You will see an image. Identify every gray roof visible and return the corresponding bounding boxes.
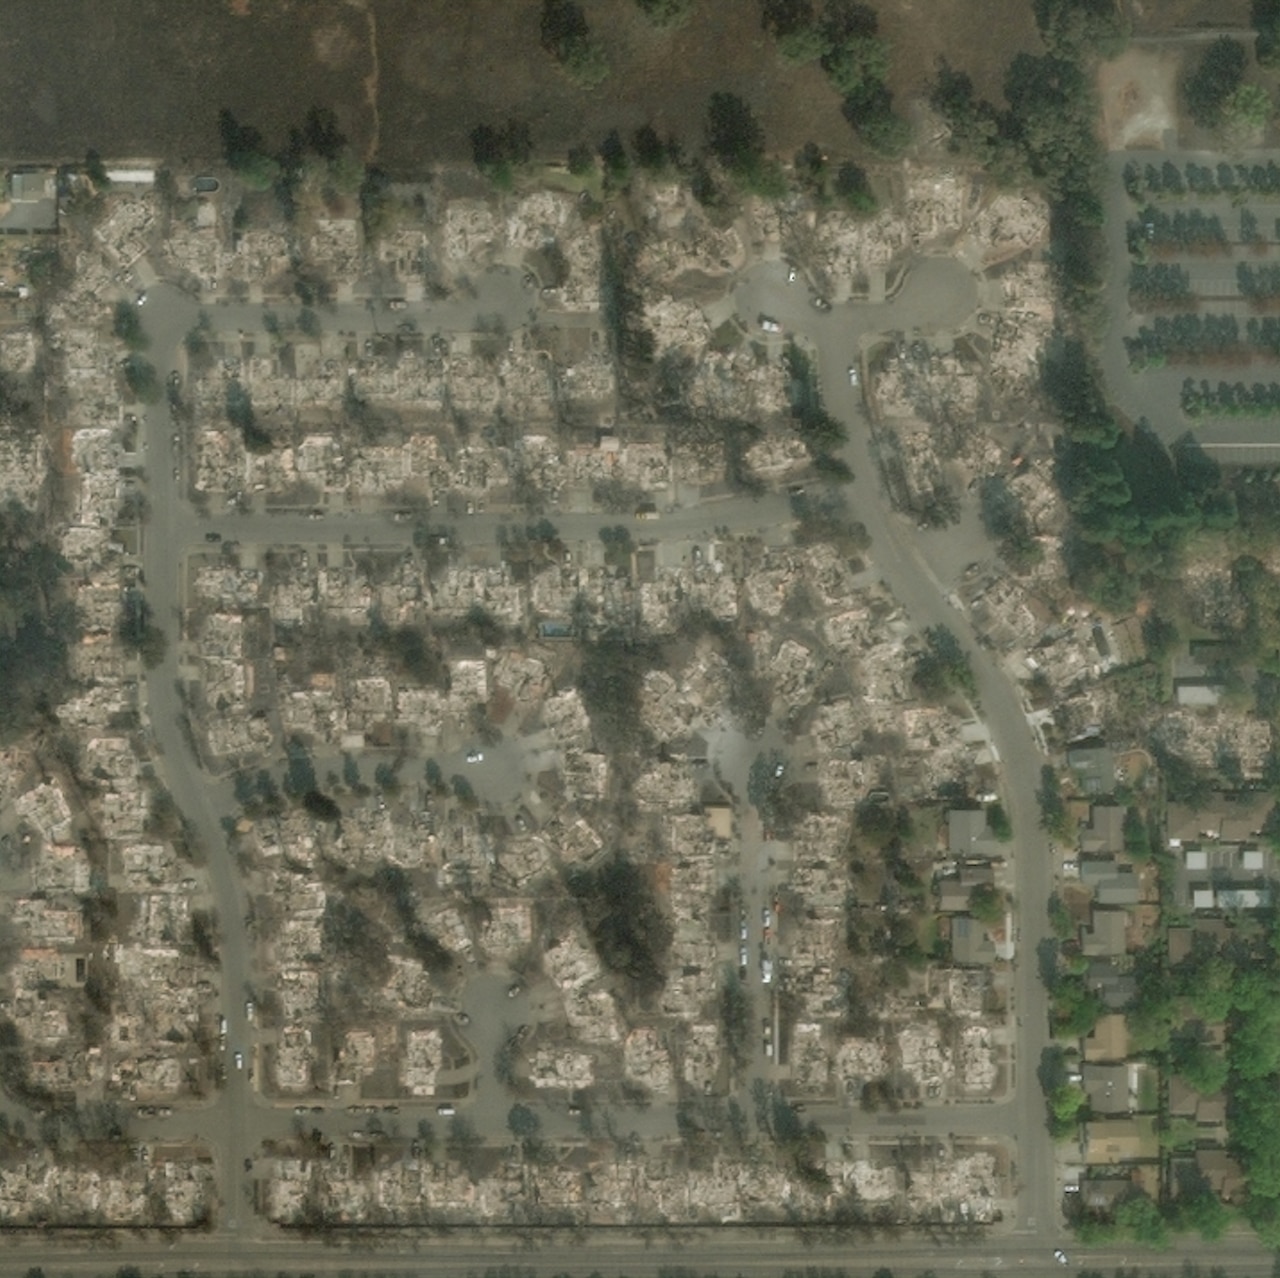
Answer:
[1079,805,1126,856]
[0,169,56,233]
[1082,1063,1130,1115]
[951,915,996,966]
[1081,908,1129,958]
[947,808,1000,859]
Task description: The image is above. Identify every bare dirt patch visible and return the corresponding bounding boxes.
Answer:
[1098,46,1180,150]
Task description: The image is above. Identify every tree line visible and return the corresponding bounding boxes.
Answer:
[1124,158,1280,201]
[1182,377,1280,417]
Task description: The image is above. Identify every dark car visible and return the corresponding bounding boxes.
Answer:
[204,531,222,543]
[193,176,221,194]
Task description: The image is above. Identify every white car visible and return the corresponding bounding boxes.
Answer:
[787,267,797,284]
[465,749,484,764]
[848,365,859,386]
[761,959,774,985]
[1053,1250,1069,1266]
[233,1051,244,1071]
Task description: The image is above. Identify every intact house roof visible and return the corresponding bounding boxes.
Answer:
[1084,1013,1130,1062]
[1081,1063,1131,1115]
[1172,840,1275,912]
[1080,908,1129,958]
[0,168,57,233]
[947,808,1002,859]
[1085,1115,1158,1165]
[1079,804,1126,856]
[950,914,996,966]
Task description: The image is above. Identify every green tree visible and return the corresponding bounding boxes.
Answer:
[635,0,693,27]
[112,300,148,351]
[1037,765,1073,840]
[968,882,1006,927]
[1183,37,1247,129]
[540,0,610,87]
[1223,82,1272,142]
[121,355,160,403]
[911,625,977,703]
[706,91,766,178]
[833,161,877,214]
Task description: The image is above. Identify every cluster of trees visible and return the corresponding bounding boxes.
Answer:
[910,625,976,704]
[1182,37,1271,139]
[761,1,910,155]
[930,1,1120,313]
[1237,262,1280,301]
[1258,0,1280,67]
[1124,158,1280,200]
[469,118,534,190]
[225,378,272,454]
[1182,377,1280,418]
[1184,37,1248,127]
[782,340,850,474]
[1129,313,1280,367]
[634,0,694,27]
[218,106,361,220]
[793,142,878,215]
[1126,263,1193,309]
[979,474,1043,572]
[565,852,673,1001]
[1105,923,1280,1244]
[601,224,657,394]
[702,91,787,197]
[1045,341,1236,609]
[116,588,167,669]
[1124,313,1242,368]
[0,503,77,741]
[1126,206,1227,256]
[539,0,610,88]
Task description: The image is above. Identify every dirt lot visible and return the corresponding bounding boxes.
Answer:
[0,0,1043,175]
[1097,46,1180,150]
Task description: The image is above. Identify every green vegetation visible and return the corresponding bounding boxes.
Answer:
[1037,764,1073,841]
[576,634,659,759]
[910,625,977,704]
[1126,205,1227,255]
[540,0,610,88]
[566,852,672,1001]
[1258,0,1280,67]
[704,92,786,196]
[1237,262,1280,301]
[217,109,281,191]
[932,2,1123,314]
[225,378,272,454]
[761,1,909,154]
[470,118,533,189]
[1041,340,1236,611]
[111,300,148,351]
[0,503,76,741]
[979,474,1042,572]
[1127,263,1192,309]
[1182,378,1280,418]
[116,589,167,669]
[121,354,160,403]
[1182,37,1247,130]
[601,225,657,388]
[1126,313,1280,367]
[967,882,1005,926]
[1125,157,1280,200]
[782,340,849,472]
[634,0,693,26]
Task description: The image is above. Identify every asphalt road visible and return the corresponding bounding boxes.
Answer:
[113,244,1084,1262]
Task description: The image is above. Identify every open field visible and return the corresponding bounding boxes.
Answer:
[0,0,1042,174]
